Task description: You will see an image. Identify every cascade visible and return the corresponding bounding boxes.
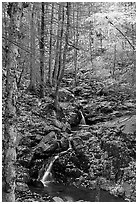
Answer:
[79,110,86,125]
[40,155,59,185]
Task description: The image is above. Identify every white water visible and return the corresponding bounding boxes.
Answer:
[80,110,86,125]
[40,155,59,185]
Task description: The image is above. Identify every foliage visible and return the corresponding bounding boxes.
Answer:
[2,2,136,202]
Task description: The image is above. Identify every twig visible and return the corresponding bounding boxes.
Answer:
[105,16,135,51]
[2,35,31,53]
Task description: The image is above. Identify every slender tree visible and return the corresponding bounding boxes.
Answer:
[3,2,23,201]
[73,3,79,86]
[39,2,45,97]
[48,3,54,86]
[57,4,64,85]
[113,43,116,77]
[52,3,62,87]
[54,3,70,109]
[28,3,40,95]
[88,4,94,67]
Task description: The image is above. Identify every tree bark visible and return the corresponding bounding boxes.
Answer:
[54,3,70,109]
[52,3,62,87]
[39,2,45,97]
[88,4,94,68]
[113,43,116,77]
[73,3,79,86]
[28,3,40,95]
[3,2,22,202]
[48,3,54,86]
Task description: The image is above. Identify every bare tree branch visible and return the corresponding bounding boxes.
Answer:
[2,35,31,53]
[105,16,135,51]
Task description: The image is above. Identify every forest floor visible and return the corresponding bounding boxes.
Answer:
[14,63,136,202]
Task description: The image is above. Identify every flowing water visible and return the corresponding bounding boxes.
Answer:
[29,153,125,202]
[29,182,125,202]
[39,155,59,185]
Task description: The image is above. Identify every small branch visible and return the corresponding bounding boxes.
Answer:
[2,35,31,53]
[105,16,135,51]
[17,64,25,87]
[67,41,80,50]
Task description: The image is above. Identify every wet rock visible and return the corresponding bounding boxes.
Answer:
[52,196,64,202]
[27,179,44,188]
[60,137,69,151]
[70,111,82,128]
[29,159,44,179]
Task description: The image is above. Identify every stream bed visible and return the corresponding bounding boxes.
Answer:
[29,182,125,202]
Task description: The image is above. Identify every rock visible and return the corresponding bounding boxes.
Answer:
[122,115,136,134]
[63,196,74,201]
[35,131,56,149]
[60,137,69,151]
[80,131,91,140]
[100,106,113,114]
[16,182,29,192]
[43,142,58,153]
[52,119,64,129]
[62,122,71,133]
[27,179,44,188]
[18,152,33,168]
[52,196,64,202]
[65,167,82,178]
[70,110,83,128]
[43,125,61,134]
[32,131,59,154]
[77,200,85,202]
[85,115,106,125]
[17,172,30,183]
[19,137,32,146]
[58,88,74,102]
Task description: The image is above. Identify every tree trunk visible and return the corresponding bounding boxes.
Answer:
[39,2,45,97]
[52,3,62,87]
[113,43,116,77]
[88,4,93,68]
[54,3,70,109]
[28,3,40,95]
[131,24,136,86]
[48,3,54,86]
[73,3,79,86]
[3,2,22,202]
[57,5,64,83]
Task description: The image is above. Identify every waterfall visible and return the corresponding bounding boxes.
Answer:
[79,110,86,125]
[40,155,59,185]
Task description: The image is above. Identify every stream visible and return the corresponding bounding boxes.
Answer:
[26,114,135,202]
[29,182,125,202]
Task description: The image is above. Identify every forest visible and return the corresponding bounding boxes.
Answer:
[2,2,136,202]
